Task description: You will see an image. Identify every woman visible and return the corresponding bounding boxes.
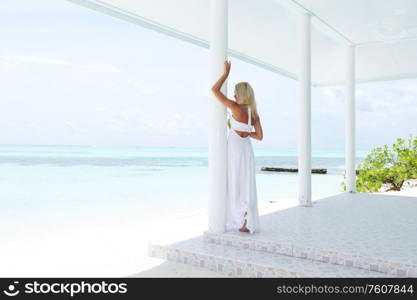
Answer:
[211,60,263,234]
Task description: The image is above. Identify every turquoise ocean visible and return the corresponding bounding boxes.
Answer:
[0,145,369,237]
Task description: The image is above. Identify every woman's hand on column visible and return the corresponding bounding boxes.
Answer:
[224,60,231,76]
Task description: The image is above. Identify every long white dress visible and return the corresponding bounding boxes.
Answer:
[226,106,260,234]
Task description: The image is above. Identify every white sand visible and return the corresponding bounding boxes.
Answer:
[376,178,417,197]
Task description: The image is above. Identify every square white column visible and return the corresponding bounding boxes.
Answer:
[345,44,356,193]
[297,12,312,207]
[208,0,228,233]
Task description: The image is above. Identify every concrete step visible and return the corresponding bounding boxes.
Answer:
[149,236,396,278]
[203,231,417,277]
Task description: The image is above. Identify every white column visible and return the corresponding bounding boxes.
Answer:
[297,12,312,207]
[208,0,228,233]
[345,44,356,192]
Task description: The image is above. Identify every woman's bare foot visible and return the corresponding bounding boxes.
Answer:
[239,212,250,232]
[239,226,249,233]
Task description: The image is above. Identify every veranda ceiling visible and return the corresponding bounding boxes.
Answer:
[67,0,417,86]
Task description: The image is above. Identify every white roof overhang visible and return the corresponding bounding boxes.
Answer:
[66,0,417,86]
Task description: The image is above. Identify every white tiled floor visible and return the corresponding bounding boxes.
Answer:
[226,192,417,265]
[149,192,417,277]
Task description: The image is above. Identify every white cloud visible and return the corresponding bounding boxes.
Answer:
[64,121,84,133]
[0,58,27,73]
[321,86,343,98]
[99,77,157,96]
[128,79,156,95]
[105,120,125,132]
[90,103,144,117]
[0,54,122,73]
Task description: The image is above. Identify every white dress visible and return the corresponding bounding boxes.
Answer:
[226,106,260,234]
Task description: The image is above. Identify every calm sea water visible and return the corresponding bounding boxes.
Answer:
[0,145,368,235]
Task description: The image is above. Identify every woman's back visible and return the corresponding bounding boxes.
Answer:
[230,105,253,137]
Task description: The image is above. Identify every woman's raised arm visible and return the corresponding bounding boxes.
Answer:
[211,61,237,110]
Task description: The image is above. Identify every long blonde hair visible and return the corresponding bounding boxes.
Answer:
[234,82,259,119]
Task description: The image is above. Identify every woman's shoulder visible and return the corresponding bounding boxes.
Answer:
[230,104,246,114]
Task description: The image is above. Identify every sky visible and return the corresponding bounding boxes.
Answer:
[0,0,416,151]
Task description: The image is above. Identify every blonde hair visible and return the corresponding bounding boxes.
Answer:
[234,82,259,119]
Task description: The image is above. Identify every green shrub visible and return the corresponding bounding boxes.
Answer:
[341,134,417,192]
